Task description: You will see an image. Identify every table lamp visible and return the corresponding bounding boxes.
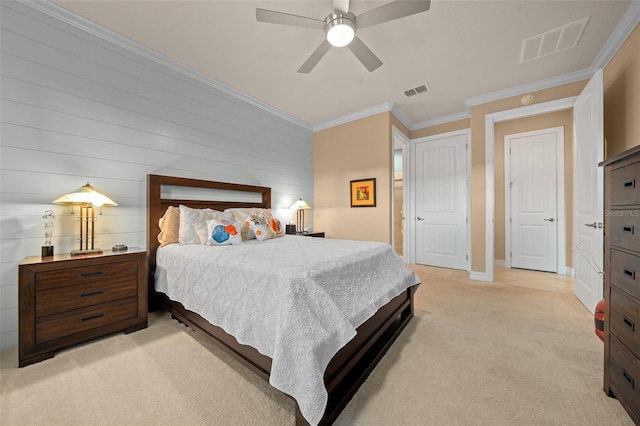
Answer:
[53,182,117,255]
[290,198,311,234]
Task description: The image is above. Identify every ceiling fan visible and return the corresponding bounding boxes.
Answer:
[256,0,431,73]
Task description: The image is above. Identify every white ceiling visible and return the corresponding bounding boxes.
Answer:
[50,0,633,128]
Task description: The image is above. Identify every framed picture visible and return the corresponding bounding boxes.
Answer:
[350,178,376,207]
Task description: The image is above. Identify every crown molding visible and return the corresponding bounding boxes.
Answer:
[593,0,640,69]
[389,104,413,131]
[464,0,640,110]
[18,0,313,132]
[17,0,640,135]
[313,102,395,132]
[411,111,471,131]
[463,68,593,109]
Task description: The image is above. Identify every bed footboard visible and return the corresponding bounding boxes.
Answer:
[153,284,416,426]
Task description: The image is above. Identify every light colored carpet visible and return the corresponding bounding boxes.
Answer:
[1,266,634,425]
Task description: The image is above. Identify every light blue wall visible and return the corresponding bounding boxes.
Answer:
[394,149,403,174]
[0,1,314,349]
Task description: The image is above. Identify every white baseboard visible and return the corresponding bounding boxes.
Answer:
[565,267,574,277]
[494,260,506,268]
[469,271,493,282]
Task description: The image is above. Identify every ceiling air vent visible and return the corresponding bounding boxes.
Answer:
[520,17,589,63]
[404,84,430,97]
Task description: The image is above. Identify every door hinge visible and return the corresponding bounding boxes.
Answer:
[466,254,469,261]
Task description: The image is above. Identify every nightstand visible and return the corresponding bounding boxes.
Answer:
[302,231,325,238]
[19,248,147,367]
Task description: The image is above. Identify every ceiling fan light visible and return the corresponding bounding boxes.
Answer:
[325,13,356,47]
[327,23,354,47]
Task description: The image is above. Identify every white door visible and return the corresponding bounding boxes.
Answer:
[415,132,468,270]
[508,130,559,272]
[573,69,604,313]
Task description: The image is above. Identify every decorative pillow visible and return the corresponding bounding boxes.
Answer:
[205,219,242,246]
[158,206,180,247]
[245,213,278,241]
[225,208,273,240]
[179,205,233,245]
[269,217,285,237]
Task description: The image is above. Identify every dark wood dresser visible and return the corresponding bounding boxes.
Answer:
[601,145,640,424]
[19,249,147,367]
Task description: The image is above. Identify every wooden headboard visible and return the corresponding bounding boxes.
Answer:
[147,174,271,286]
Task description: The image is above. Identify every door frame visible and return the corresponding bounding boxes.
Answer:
[411,128,471,269]
[482,97,577,282]
[503,126,566,273]
[391,126,410,258]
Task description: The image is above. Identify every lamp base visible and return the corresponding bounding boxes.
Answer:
[41,246,54,258]
[70,248,103,256]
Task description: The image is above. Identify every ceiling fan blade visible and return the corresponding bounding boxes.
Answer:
[356,0,431,29]
[298,40,332,73]
[256,8,325,29]
[347,36,383,72]
[333,0,350,14]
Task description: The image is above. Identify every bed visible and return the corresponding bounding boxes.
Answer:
[147,174,420,425]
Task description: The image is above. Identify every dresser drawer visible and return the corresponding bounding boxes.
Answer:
[611,161,640,205]
[35,261,138,291]
[610,249,640,300]
[35,277,137,317]
[610,287,640,357]
[36,297,138,344]
[609,211,640,251]
[609,335,640,418]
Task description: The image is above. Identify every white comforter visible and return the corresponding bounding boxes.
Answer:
[155,235,420,425]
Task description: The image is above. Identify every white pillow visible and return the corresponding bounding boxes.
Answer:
[179,205,232,245]
[205,219,243,245]
[193,221,209,245]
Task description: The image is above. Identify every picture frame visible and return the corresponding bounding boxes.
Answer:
[350,178,376,207]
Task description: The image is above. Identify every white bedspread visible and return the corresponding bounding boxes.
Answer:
[155,235,420,425]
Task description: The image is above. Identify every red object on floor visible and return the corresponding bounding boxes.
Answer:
[594,299,605,342]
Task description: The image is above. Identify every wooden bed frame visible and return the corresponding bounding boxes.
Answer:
[147,174,417,425]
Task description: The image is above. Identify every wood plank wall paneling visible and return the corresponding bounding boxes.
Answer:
[0,1,314,349]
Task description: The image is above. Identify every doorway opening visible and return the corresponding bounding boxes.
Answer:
[392,128,409,257]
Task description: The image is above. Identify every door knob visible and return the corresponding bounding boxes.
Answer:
[544,218,556,222]
[585,222,597,228]
[417,217,425,221]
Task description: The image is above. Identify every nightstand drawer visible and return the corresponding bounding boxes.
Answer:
[609,213,640,252]
[609,335,640,419]
[35,260,138,291]
[36,278,137,317]
[610,287,640,357]
[610,161,640,205]
[36,296,138,344]
[610,249,640,300]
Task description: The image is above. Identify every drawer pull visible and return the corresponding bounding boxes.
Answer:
[79,270,104,278]
[623,316,635,331]
[80,290,104,298]
[80,313,105,322]
[624,179,636,189]
[622,225,635,234]
[624,268,636,280]
[622,369,635,389]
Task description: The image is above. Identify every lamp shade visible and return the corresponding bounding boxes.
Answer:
[325,12,356,47]
[52,183,117,207]
[290,199,311,211]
